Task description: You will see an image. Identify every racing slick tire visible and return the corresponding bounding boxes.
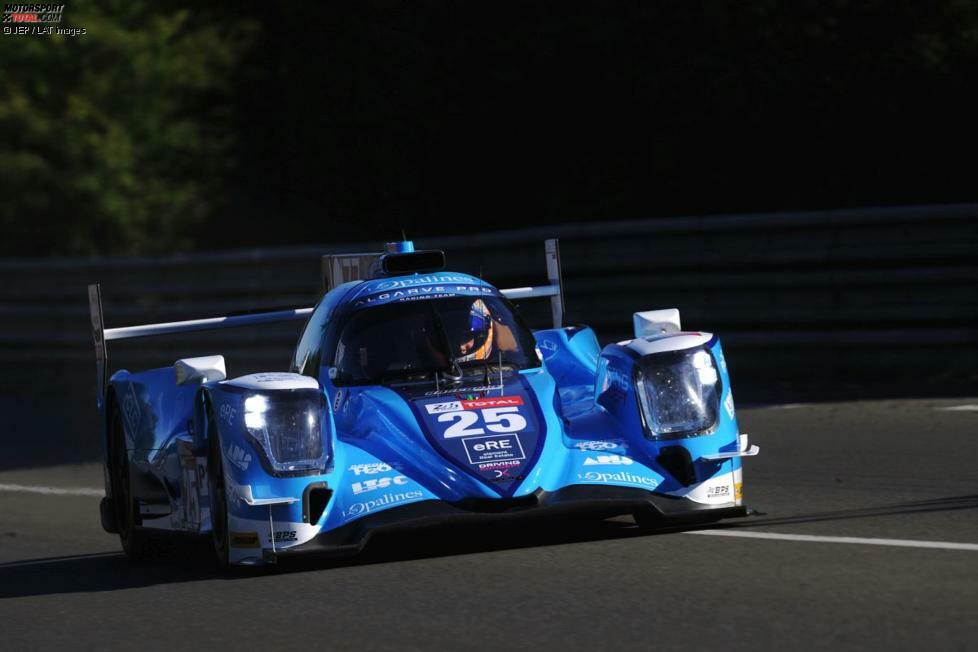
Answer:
[207,410,231,568]
[109,408,157,561]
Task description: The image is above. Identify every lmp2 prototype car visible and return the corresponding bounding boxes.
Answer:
[88,239,758,566]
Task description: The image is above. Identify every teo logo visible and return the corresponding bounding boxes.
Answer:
[352,475,409,495]
[348,463,393,475]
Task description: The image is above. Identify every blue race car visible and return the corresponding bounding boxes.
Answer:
[88,240,758,566]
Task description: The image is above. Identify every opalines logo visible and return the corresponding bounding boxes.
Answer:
[344,490,424,517]
[579,471,658,488]
[374,275,473,290]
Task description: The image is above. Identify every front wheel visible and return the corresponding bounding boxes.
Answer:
[207,415,230,567]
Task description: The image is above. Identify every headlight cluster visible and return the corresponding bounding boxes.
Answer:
[635,347,720,439]
[242,390,327,475]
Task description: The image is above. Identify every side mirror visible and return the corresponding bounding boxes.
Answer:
[175,355,227,385]
[633,309,681,339]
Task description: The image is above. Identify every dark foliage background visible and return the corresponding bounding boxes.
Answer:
[1,1,976,255]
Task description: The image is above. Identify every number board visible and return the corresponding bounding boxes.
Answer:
[409,379,545,496]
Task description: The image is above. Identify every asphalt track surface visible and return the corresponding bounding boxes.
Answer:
[1,399,976,651]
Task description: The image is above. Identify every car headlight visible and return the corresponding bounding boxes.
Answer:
[242,390,327,475]
[634,347,721,439]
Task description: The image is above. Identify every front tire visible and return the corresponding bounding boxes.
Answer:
[207,413,230,567]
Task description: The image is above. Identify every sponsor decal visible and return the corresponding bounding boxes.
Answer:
[462,434,526,465]
[425,400,463,414]
[230,531,260,548]
[354,284,494,307]
[348,462,392,475]
[343,490,424,517]
[226,444,252,471]
[724,393,735,419]
[412,381,543,496]
[352,475,409,495]
[706,485,731,498]
[427,396,524,416]
[583,454,633,466]
[460,395,523,410]
[251,372,301,384]
[734,482,743,501]
[177,442,206,530]
[269,530,297,543]
[122,383,142,437]
[333,390,344,412]
[374,275,474,291]
[437,405,527,439]
[537,338,559,359]
[477,459,521,472]
[578,471,658,488]
[572,439,625,451]
[219,404,237,427]
[423,384,503,397]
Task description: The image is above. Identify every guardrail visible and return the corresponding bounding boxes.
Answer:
[0,204,975,398]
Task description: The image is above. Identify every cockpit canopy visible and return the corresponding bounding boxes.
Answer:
[331,294,539,386]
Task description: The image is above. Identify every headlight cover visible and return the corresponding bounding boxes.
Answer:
[242,389,327,475]
[634,347,721,439]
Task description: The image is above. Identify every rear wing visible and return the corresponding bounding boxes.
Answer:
[88,239,564,405]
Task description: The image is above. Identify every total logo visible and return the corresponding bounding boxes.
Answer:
[583,454,633,466]
[352,475,409,495]
[426,395,523,414]
[348,462,393,476]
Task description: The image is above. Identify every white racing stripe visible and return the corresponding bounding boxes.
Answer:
[684,529,978,551]
[0,483,103,497]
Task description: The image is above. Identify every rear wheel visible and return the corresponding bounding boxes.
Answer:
[109,409,150,560]
[207,414,230,567]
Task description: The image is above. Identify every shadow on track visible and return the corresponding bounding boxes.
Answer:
[712,494,978,530]
[0,517,644,599]
[3,494,975,600]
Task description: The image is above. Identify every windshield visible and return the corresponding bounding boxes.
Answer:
[330,295,540,386]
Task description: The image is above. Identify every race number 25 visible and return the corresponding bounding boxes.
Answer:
[439,407,527,438]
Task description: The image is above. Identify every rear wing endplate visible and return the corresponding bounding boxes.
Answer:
[88,239,564,404]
